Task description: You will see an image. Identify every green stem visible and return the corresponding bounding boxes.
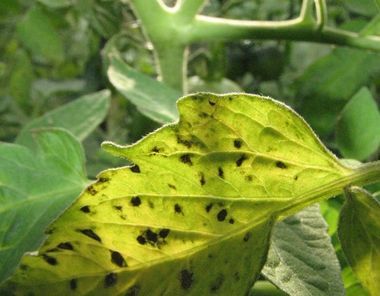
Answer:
[154,43,188,92]
[278,161,380,218]
[188,16,380,51]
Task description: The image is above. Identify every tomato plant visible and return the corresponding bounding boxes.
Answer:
[0,1,379,295]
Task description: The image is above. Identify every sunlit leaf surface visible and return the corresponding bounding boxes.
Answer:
[3,93,353,295]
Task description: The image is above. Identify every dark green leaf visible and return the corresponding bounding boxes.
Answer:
[336,87,380,160]
[339,187,380,295]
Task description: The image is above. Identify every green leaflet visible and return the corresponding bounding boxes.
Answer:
[262,205,344,295]
[3,93,357,295]
[0,129,88,284]
[338,187,380,295]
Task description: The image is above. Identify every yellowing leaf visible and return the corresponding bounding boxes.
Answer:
[3,93,355,295]
[338,187,380,296]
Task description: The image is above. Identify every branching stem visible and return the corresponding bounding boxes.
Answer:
[129,0,380,92]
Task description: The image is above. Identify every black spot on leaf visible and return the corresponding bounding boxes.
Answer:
[159,229,170,238]
[180,269,194,290]
[104,273,117,287]
[125,285,140,296]
[243,232,251,242]
[210,274,224,292]
[177,136,193,148]
[208,100,216,106]
[110,250,127,267]
[80,205,90,213]
[229,218,235,224]
[87,186,97,195]
[168,184,177,190]
[205,203,213,213]
[199,173,206,186]
[42,254,57,266]
[98,177,109,183]
[70,279,77,290]
[276,161,287,169]
[78,229,102,242]
[136,235,146,245]
[131,196,141,207]
[113,205,123,211]
[174,204,182,214]
[130,165,141,173]
[233,139,242,149]
[236,154,247,167]
[245,175,253,182]
[145,229,158,243]
[218,167,224,178]
[151,146,160,153]
[199,112,209,118]
[294,175,299,180]
[57,242,73,250]
[180,154,192,165]
[217,209,227,221]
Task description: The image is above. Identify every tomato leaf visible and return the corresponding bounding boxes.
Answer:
[16,90,111,146]
[0,129,88,284]
[107,56,180,124]
[2,93,354,295]
[338,187,380,295]
[263,204,344,295]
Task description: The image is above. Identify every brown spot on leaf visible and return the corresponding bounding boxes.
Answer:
[210,274,224,292]
[168,184,177,190]
[199,173,206,186]
[243,232,251,242]
[218,167,224,179]
[236,154,247,167]
[180,154,193,165]
[205,203,213,213]
[87,186,97,196]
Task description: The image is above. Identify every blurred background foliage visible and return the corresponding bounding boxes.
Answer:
[0,1,379,293]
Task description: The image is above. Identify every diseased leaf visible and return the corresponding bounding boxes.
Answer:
[107,56,180,124]
[338,187,380,295]
[336,87,380,161]
[262,204,344,296]
[0,129,88,284]
[16,90,111,146]
[3,93,354,295]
